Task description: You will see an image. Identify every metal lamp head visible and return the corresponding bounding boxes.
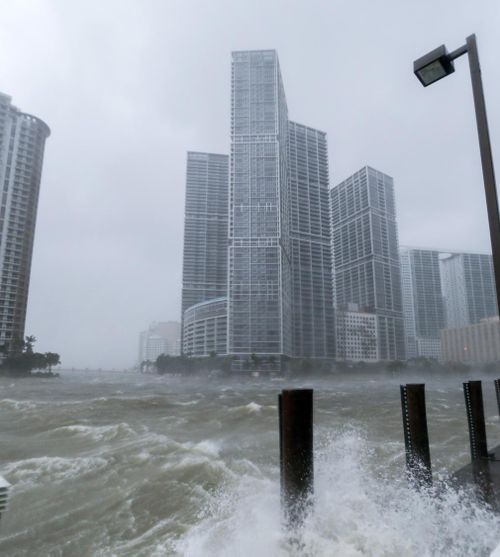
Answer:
[414,44,455,86]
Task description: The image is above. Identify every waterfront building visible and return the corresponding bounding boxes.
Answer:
[182,297,227,356]
[181,51,335,367]
[0,93,50,353]
[181,152,228,315]
[288,121,335,358]
[227,50,291,367]
[441,317,500,364]
[180,152,228,349]
[336,304,378,362]
[440,252,497,329]
[331,166,405,360]
[400,247,445,359]
[138,321,180,363]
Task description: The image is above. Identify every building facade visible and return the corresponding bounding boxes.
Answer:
[336,304,378,362]
[181,152,228,323]
[440,252,497,329]
[182,297,227,357]
[0,93,50,353]
[331,166,405,360]
[227,50,292,366]
[288,121,335,358]
[441,317,500,364]
[400,247,445,359]
[181,152,228,352]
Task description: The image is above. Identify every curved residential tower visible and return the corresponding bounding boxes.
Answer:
[0,93,50,353]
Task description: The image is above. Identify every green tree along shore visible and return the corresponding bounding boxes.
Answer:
[148,353,494,377]
[154,354,232,375]
[0,336,61,377]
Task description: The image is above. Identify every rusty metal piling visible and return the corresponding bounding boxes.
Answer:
[279,389,314,528]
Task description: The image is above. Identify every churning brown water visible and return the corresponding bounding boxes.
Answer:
[0,369,499,556]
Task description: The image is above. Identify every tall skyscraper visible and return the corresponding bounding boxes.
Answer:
[331,166,405,360]
[181,151,228,347]
[288,121,335,358]
[181,51,335,368]
[400,247,445,359]
[0,93,50,353]
[228,50,292,365]
[440,252,497,328]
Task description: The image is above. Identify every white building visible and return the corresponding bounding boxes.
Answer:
[0,93,50,353]
[181,152,228,339]
[336,304,378,362]
[182,297,227,357]
[138,321,180,363]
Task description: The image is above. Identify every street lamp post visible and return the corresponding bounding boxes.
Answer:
[414,34,500,316]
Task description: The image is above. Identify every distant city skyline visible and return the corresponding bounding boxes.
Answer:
[2,2,497,368]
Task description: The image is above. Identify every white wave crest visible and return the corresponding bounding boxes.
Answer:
[48,422,137,442]
[176,428,500,556]
[2,455,108,487]
[0,399,38,411]
[229,402,263,415]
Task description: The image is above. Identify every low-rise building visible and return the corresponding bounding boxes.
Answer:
[336,304,379,362]
[183,297,227,357]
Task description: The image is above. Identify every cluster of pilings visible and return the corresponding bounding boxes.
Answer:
[278,379,500,528]
[401,379,500,505]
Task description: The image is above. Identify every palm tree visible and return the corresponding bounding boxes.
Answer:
[25,335,37,354]
[44,352,60,372]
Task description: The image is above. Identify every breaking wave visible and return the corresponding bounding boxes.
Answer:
[47,422,138,443]
[176,429,500,556]
[2,455,108,487]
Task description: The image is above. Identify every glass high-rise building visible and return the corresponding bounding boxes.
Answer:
[0,93,50,353]
[181,51,336,367]
[228,50,291,363]
[440,252,497,328]
[400,247,445,359]
[288,121,335,358]
[180,152,228,349]
[331,166,405,360]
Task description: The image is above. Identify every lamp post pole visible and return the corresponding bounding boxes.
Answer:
[415,34,500,315]
[464,35,500,315]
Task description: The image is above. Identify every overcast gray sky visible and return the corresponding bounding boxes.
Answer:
[0,0,499,369]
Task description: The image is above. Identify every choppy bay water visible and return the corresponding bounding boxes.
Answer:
[0,370,500,556]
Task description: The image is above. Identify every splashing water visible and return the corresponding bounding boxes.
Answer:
[177,429,500,556]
